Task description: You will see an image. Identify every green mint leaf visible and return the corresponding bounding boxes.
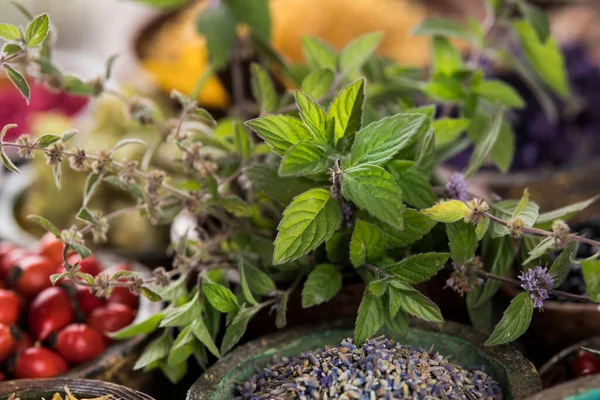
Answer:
[27,215,61,237]
[414,128,435,178]
[250,63,278,114]
[240,262,258,305]
[301,69,335,99]
[464,108,503,177]
[2,43,21,56]
[549,241,577,289]
[368,280,389,297]
[246,115,315,156]
[0,23,21,40]
[69,242,91,259]
[62,75,96,96]
[168,326,195,367]
[233,121,253,161]
[341,164,404,229]
[392,286,443,323]
[76,207,99,227]
[472,237,514,307]
[411,17,475,43]
[475,80,526,109]
[0,124,17,141]
[190,108,217,125]
[421,200,469,223]
[61,129,78,143]
[534,196,599,230]
[339,31,383,76]
[191,317,220,358]
[447,221,478,265]
[134,330,173,370]
[513,19,569,97]
[355,291,385,344]
[582,260,600,303]
[35,134,61,148]
[161,292,202,327]
[1,148,20,174]
[325,232,351,264]
[273,188,342,264]
[302,263,342,307]
[384,253,450,284]
[490,199,539,238]
[244,164,314,205]
[466,288,492,332]
[385,289,402,319]
[25,14,49,47]
[518,2,550,43]
[243,264,276,296]
[512,188,530,219]
[476,218,490,240]
[349,113,426,166]
[202,281,240,313]
[349,220,386,268]
[275,292,288,329]
[160,358,187,384]
[523,237,555,265]
[5,65,30,104]
[221,308,256,355]
[196,3,236,69]
[279,142,330,177]
[110,313,164,340]
[432,37,463,77]
[103,176,144,200]
[359,209,437,249]
[485,292,533,346]
[433,118,470,149]
[141,286,162,302]
[387,161,435,210]
[424,76,463,101]
[224,0,270,41]
[295,90,327,140]
[385,309,409,336]
[327,79,365,145]
[301,36,337,71]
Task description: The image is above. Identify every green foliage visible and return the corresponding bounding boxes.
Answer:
[485,292,533,346]
[302,264,342,307]
[196,3,237,69]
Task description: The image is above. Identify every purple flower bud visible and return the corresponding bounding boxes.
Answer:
[446,173,469,202]
[519,266,554,309]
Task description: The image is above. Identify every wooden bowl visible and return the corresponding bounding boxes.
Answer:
[187,319,541,400]
[0,378,155,400]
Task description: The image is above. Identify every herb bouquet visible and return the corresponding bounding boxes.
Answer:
[0,0,598,384]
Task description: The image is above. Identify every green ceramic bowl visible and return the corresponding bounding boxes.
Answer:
[528,375,600,400]
[187,319,541,400]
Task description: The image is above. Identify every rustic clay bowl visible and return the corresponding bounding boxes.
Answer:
[0,378,154,400]
[187,319,541,400]
[539,337,600,389]
[527,375,600,400]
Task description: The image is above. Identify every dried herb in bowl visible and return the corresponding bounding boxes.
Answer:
[236,336,502,399]
[7,386,115,400]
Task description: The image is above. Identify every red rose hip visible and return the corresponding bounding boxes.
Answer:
[29,287,74,340]
[14,347,68,378]
[0,247,29,280]
[37,232,65,266]
[572,350,600,377]
[0,289,20,325]
[9,255,56,297]
[75,286,106,314]
[87,303,135,337]
[104,263,139,309]
[0,323,15,362]
[55,324,106,364]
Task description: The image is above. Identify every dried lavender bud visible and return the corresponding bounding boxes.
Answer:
[68,147,89,171]
[519,266,554,309]
[120,159,138,183]
[91,148,113,174]
[44,142,65,166]
[153,267,170,287]
[552,219,570,249]
[16,134,35,159]
[446,258,484,296]
[464,198,489,225]
[446,172,469,202]
[237,337,502,400]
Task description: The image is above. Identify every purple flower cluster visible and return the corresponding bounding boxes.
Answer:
[519,266,555,309]
[446,172,469,202]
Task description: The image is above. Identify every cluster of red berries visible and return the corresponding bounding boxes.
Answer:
[0,233,139,381]
[571,350,600,378]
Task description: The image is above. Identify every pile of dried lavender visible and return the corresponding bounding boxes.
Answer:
[237,336,502,400]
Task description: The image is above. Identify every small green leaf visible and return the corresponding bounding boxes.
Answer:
[167,326,195,367]
[61,129,78,143]
[518,2,550,43]
[134,330,173,370]
[385,253,450,284]
[295,91,327,140]
[196,3,236,69]
[464,108,503,177]
[411,17,475,43]
[512,188,530,219]
[191,317,220,358]
[62,75,96,96]
[25,14,49,47]
[243,264,276,296]
[0,23,21,40]
[414,128,435,178]
[327,79,365,144]
[485,292,533,346]
[279,142,330,177]
[70,242,91,259]
[274,188,342,264]
[387,162,435,210]
[534,196,599,230]
[1,149,20,174]
[240,263,258,305]
[233,121,252,161]
[339,31,383,75]
[421,200,469,223]
[355,291,385,344]
[244,164,314,205]
[582,260,600,303]
[360,209,437,249]
[203,281,240,313]
[36,134,62,148]
[491,199,540,238]
[141,286,162,302]
[160,292,202,327]
[433,118,470,149]
[475,80,526,109]
[341,164,404,229]
[301,36,337,71]
[350,220,386,268]
[385,309,409,336]
[476,218,489,240]
[432,37,463,77]
[110,313,164,340]
[349,113,427,166]
[221,308,256,354]
[582,347,600,358]
[302,264,342,307]
[301,69,335,99]
[393,286,443,322]
[523,237,555,265]
[225,0,271,41]
[76,207,99,227]
[246,115,315,156]
[368,280,389,297]
[549,241,577,288]
[250,63,278,114]
[513,19,569,97]
[325,232,351,264]
[447,221,478,265]
[5,65,30,104]
[27,215,61,237]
